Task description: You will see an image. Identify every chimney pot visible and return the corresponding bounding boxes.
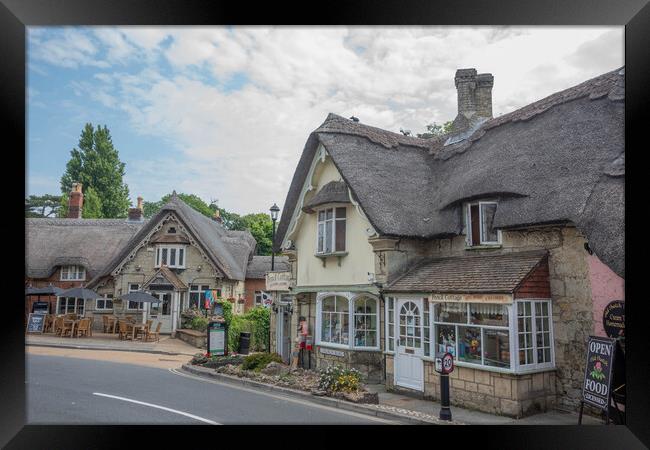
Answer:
[128,197,144,222]
[137,196,144,211]
[67,183,84,219]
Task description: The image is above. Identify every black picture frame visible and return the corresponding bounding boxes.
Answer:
[4,0,647,448]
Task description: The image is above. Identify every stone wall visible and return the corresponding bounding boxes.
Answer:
[315,346,384,383]
[385,355,557,418]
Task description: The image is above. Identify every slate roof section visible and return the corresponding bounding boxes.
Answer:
[302,180,351,213]
[88,194,257,284]
[386,250,549,293]
[276,67,624,278]
[246,255,290,279]
[25,218,146,279]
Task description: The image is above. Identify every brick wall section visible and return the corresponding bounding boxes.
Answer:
[514,258,551,299]
[25,269,86,320]
[243,278,266,311]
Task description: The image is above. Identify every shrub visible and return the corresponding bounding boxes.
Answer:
[190,316,209,332]
[181,307,204,329]
[318,365,362,393]
[246,306,270,352]
[241,352,283,372]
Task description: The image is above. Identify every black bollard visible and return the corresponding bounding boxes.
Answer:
[439,373,452,421]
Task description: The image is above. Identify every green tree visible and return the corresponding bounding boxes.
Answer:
[25,194,62,218]
[60,123,130,218]
[417,121,453,139]
[239,213,273,256]
[143,192,215,219]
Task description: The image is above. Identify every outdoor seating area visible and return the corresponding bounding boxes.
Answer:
[38,313,161,342]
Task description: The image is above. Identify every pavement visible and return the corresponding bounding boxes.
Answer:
[25,337,604,426]
[25,331,199,356]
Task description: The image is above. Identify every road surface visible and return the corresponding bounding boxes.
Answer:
[26,352,395,425]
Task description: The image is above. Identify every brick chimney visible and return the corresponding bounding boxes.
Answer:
[449,68,494,136]
[128,196,144,222]
[67,183,83,219]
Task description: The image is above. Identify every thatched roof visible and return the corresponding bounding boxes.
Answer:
[246,255,290,279]
[386,250,548,293]
[276,67,624,278]
[25,218,145,279]
[89,194,256,283]
[302,181,350,213]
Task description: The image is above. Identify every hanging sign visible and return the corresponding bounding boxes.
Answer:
[32,301,50,314]
[207,321,227,356]
[602,300,625,339]
[26,313,45,334]
[265,271,293,291]
[581,336,617,411]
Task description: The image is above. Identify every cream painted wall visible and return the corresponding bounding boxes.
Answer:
[291,155,375,287]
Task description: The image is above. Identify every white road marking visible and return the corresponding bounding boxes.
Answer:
[168,368,396,424]
[92,392,220,425]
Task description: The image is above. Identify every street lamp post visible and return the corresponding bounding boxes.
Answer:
[268,203,280,353]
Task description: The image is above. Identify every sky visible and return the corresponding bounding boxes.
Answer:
[26,26,624,215]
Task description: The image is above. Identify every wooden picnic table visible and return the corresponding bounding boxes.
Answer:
[126,322,147,340]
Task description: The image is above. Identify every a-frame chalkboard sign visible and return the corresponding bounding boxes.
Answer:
[26,313,45,334]
[578,335,625,425]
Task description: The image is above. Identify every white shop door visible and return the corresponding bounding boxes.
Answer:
[150,292,173,334]
[395,298,424,391]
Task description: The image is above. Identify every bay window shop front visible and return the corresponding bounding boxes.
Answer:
[384,250,558,418]
[312,292,383,382]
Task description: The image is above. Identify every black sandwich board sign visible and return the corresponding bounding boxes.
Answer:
[579,335,625,424]
[26,313,45,334]
[207,320,227,357]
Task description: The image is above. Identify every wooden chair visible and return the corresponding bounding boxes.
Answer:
[60,320,74,337]
[53,316,65,335]
[145,322,162,342]
[118,320,132,340]
[76,318,91,338]
[43,314,54,333]
[101,315,109,333]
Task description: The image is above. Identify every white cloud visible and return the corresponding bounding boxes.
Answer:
[29,26,624,214]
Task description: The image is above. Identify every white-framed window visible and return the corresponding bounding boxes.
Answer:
[60,265,86,281]
[465,201,501,246]
[316,293,380,350]
[155,245,186,268]
[189,284,212,309]
[316,207,346,254]
[254,291,263,306]
[517,300,554,369]
[96,294,113,311]
[422,299,554,373]
[58,297,85,316]
[386,297,395,353]
[127,283,143,310]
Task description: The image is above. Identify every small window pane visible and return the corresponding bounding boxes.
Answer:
[161,248,168,265]
[325,220,333,253]
[436,324,456,356]
[434,303,468,323]
[480,203,498,243]
[326,208,333,220]
[458,326,482,364]
[470,303,508,327]
[322,297,334,312]
[484,329,510,368]
[335,219,346,252]
[335,207,346,219]
[170,248,176,266]
[179,248,184,266]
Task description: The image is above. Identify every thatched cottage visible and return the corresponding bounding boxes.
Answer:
[271,66,624,417]
[25,190,288,334]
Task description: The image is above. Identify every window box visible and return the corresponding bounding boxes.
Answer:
[314,251,348,267]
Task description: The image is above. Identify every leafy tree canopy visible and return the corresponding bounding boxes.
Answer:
[60,123,130,218]
[25,194,62,218]
[416,121,453,139]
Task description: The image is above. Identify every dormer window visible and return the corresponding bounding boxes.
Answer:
[60,265,85,281]
[317,207,346,254]
[465,201,500,246]
[155,245,186,268]
[168,227,176,234]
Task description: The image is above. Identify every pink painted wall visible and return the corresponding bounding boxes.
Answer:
[587,254,625,337]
